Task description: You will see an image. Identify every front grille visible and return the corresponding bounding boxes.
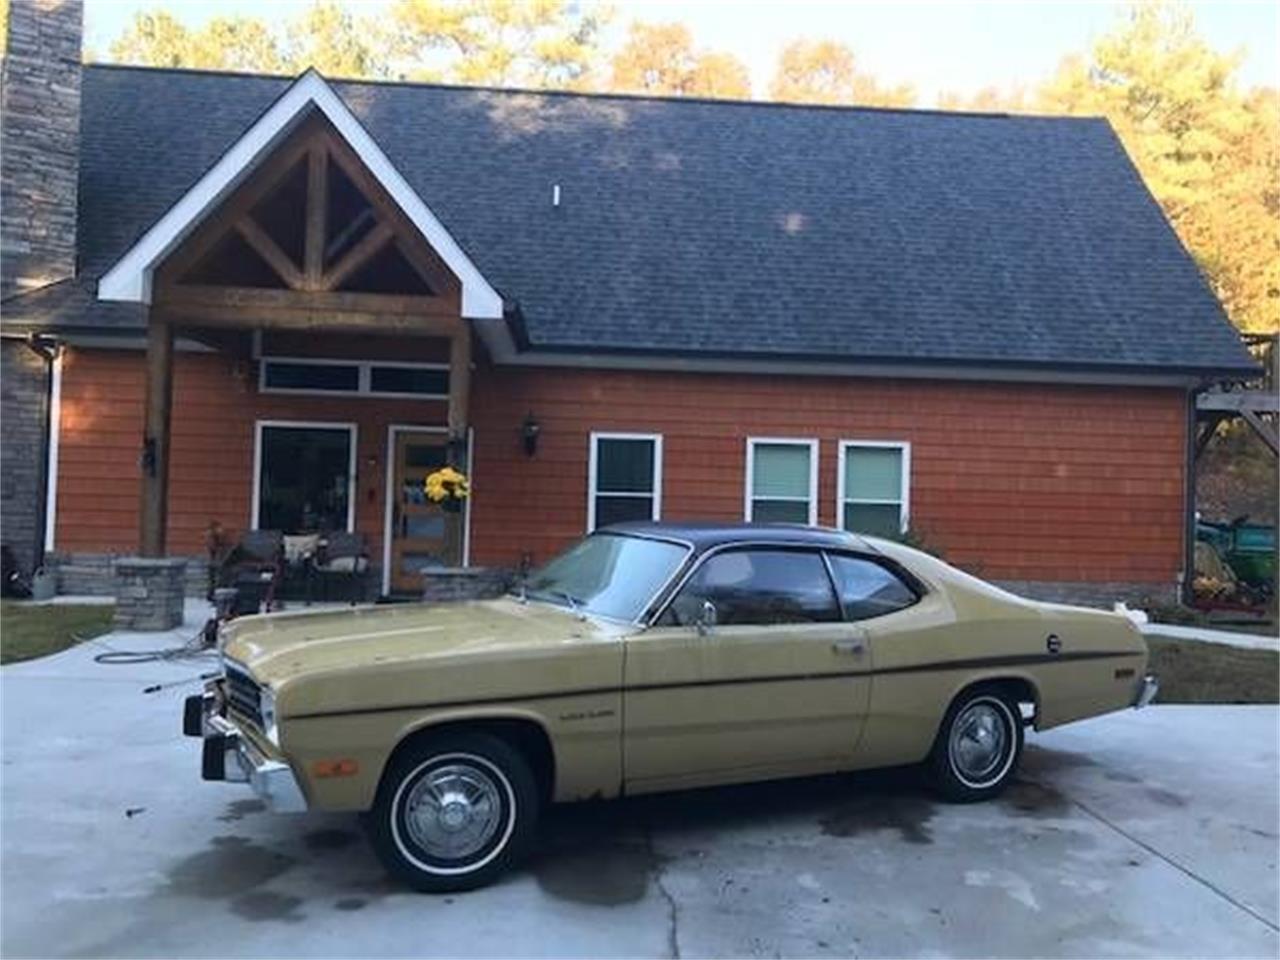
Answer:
[224,665,263,729]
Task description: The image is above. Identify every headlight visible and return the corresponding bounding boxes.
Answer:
[259,688,279,745]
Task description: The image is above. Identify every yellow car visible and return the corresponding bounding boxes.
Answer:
[186,522,1157,892]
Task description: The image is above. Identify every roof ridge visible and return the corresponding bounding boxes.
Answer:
[82,62,1098,123]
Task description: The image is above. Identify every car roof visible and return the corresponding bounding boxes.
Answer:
[600,521,874,554]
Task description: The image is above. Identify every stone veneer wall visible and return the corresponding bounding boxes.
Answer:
[1,0,83,298]
[46,551,210,597]
[0,340,49,576]
[113,557,187,631]
[421,568,513,603]
[994,580,1178,609]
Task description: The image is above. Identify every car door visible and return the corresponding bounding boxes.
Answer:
[824,551,959,770]
[622,546,873,794]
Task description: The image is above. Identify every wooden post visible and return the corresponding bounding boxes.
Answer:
[445,325,472,566]
[304,145,328,290]
[139,314,174,557]
[448,325,471,439]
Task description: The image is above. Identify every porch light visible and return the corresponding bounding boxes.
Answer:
[522,414,541,457]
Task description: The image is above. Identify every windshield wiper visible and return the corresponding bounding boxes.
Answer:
[551,590,586,620]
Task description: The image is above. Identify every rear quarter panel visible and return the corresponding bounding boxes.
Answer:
[855,541,1147,769]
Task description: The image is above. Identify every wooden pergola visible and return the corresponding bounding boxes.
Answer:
[137,111,472,559]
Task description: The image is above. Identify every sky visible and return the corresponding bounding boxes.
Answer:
[83,0,1280,104]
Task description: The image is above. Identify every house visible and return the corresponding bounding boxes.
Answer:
[0,1,1256,616]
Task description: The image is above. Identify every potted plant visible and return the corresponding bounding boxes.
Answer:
[425,466,471,514]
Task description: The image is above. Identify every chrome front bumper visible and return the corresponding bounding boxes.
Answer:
[1133,674,1159,709]
[184,688,307,813]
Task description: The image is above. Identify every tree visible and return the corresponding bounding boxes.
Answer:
[936,85,1030,113]
[769,38,914,108]
[1037,3,1278,333]
[284,0,391,80]
[609,21,750,99]
[387,0,606,89]
[107,11,290,73]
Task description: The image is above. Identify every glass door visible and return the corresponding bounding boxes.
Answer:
[389,432,456,593]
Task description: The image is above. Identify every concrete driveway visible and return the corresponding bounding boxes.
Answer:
[2,607,1277,959]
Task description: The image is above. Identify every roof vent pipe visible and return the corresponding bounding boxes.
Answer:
[552,184,561,208]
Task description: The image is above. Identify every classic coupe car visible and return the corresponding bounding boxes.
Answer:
[187,522,1157,891]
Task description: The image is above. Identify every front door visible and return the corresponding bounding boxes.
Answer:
[623,547,873,793]
[388,431,455,593]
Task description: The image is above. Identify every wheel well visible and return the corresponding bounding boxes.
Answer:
[958,676,1040,726]
[385,718,556,805]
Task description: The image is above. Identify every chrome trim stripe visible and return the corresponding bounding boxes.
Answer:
[288,649,1140,720]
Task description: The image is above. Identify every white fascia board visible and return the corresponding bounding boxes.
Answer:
[97,71,504,320]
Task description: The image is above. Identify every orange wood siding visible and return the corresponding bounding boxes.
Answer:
[54,348,1187,588]
[54,347,446,558]
[468,364,1187,585]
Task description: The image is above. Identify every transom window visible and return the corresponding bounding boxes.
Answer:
[745,438,818,525]
[588,433,663,531]
[838,441,910,537]
[259,357,449,398]
[662,549,840,626]
[254,422,356,533]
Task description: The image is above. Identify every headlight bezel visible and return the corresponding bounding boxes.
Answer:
[259,687,279,745]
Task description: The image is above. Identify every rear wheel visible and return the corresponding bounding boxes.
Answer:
[365,731,539,892]
[929,685,1023,801]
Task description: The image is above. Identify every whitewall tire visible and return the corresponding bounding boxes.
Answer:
[366,731,539,892]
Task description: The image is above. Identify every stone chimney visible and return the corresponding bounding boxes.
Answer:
[1,0,83,299]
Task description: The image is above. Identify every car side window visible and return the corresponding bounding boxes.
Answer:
[827,553,918,621]
[662,549,841,626]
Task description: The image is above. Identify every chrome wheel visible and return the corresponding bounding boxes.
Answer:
[390,752,517,876]
[948,699,1013,787]
[404,763,503,860]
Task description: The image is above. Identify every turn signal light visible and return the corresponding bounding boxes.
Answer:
[313,758,360,778]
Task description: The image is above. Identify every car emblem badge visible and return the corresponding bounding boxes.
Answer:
[1046,634,1062,655]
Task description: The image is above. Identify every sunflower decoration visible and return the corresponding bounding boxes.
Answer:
[425,466,471,512]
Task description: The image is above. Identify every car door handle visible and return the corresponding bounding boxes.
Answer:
[832,638,866,655]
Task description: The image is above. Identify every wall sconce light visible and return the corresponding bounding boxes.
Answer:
[521,413,541,457]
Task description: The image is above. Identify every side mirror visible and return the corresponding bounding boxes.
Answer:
[695,599,718,636]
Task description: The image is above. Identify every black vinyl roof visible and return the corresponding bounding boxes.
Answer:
[7,64,1256,377]
[603,521,870,554]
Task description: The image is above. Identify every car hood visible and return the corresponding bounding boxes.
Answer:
[220,598,619,688]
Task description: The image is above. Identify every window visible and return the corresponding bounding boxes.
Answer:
[827,554,918,621]
[259,357,449,398]
[746,439,817,524]
[663,549,840,626]
[524,532,690,622]
[254,422,356,533]
[588,434,662,531]
[838,442,910,537]
[369,365,449,396]
[262,360,359,393]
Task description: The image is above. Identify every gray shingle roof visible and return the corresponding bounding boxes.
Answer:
[6,64,1255,376]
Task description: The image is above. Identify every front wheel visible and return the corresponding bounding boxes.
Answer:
[365,731,539,892]
[928,686,1023,802]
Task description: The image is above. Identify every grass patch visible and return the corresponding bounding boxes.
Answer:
[0,601,114,665]
[1147,637,1278,704]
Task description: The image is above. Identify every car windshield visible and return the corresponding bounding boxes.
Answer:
[521,533,689,622]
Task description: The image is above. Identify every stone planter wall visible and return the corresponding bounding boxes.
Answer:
[45,551,208,597]
[114,557,188,631]
[421,567,513,603]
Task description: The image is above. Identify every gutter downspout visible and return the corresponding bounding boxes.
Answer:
[24,334,62,574]
[1183,383,1207,607]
